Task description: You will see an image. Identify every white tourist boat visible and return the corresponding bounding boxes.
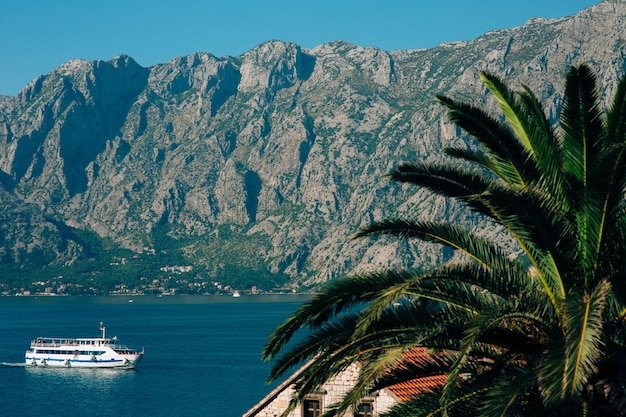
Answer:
[24,323,144,369]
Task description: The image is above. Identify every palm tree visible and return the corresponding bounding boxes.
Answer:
[262,64,626,417]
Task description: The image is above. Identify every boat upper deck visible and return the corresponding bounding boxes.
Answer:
[31,337,123,348]
[28,323,140,353]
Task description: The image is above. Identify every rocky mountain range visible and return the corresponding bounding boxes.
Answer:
[1,1,625,290]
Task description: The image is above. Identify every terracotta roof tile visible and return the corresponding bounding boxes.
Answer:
[387,374,447,401]
[385,347,448,401]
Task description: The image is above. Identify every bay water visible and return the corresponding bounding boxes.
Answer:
[0,294,309,417]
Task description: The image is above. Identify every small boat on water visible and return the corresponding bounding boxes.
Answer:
[24,322,144,369]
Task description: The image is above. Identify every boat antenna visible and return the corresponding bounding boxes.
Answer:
[100,322,106,338]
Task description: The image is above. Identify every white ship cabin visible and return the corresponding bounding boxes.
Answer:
[30,337,137,354]
[33,337,114,347]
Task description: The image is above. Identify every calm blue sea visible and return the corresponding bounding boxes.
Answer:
[0,294,309,417]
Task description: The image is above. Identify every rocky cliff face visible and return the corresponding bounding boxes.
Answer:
[1,1,625,287]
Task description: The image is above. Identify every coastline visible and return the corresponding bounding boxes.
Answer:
[0,293,312,305]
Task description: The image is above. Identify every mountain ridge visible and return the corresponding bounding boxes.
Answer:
[1,1,625,291]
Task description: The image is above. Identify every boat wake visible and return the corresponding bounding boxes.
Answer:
[0,362,26,368]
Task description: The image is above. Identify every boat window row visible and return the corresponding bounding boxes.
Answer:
[35,338,112,346]
[35,349,104,355]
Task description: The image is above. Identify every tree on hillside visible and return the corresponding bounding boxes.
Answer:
[261,64,626,417]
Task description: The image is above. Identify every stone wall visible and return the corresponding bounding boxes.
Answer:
[245,362,399,416]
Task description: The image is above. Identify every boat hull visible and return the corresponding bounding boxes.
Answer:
[25,352,143,369]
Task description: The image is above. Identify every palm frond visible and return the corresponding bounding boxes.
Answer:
[468,185,572,306]
[538,280,610,407]
[353,220,520,270]
[262,270,417,362]
[266,311,360,382]
[435,93,534,186]
[269,299,464,384]
[380,388,449,417]
[320,347,408,417]
[352,270,491,337]
[386,161,494,197]
[478,72,532,149]
[479,72,561,194]
[382,382,488,417]
[606,67,626,144]
[443,147,497,172]
[560,64,606,195]
[372,348,453,392]
[474,364,539,417]
[561,279,610,400]
[586,143,626,292]
[287,326,455,413]
[516,86,564,199]
[438,295,557,410]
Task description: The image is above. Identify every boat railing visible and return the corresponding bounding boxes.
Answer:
[31,338,121,348]
[30,337,142,353]
[112,344,129,349]
[32,338,78,347]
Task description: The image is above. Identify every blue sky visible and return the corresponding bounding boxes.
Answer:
[1,0,599,96]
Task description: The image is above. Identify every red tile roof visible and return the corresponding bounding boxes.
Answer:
[387,374,447,401]
[385,347,448,401]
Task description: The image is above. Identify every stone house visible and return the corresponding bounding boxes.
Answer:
[243,348,446,417]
